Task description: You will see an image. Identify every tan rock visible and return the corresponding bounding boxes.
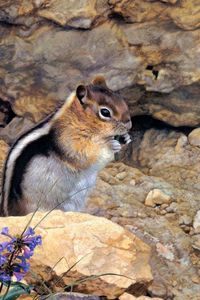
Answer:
[86,159,200,298]
[0,139,9,180]
[193,210,200,234]
[0,211,152,298]
[0,117,34,144]
[156,243,174,261]
[175,135,188,153]
[37,0,109,29]
[119,293,136,300]
[13,92,61,123]
[115,171,127,180]
[43,292,102,300]
[119,293,163,300]
[135,128,200,192]
[110,0,200,30]
[0,1,199,128]
[168,0,200,30]
[188,128,200,147]
[145,189,171,207]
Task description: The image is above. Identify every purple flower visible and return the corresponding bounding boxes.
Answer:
[34,235,42,246]
[1,227,13,239]
[16,256,30,272]
[13,259,30,280]
[0,242,8,252]
[22,234,42,251]
[1,227,9,235]
[23,247,34,259]
[0,241,15,253]
[0,273,11,282]
[6,243,14,252]
[0,255,7,266]
[12,261,30,281]
[23,227,35,237]
[14,272,25,281]
[0,226,42,284]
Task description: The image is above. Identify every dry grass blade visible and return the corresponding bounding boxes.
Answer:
[33,185,92,230]
[20,178,61,237]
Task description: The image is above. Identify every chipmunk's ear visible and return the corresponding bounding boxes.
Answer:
[76,84,87,105]
[92,75,108,89]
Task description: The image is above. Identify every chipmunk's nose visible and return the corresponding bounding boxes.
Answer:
[125,119,132,130]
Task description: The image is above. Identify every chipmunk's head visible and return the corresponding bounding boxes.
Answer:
[75,76,132,144]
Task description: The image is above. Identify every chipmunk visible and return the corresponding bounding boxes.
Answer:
[0,76,132,216]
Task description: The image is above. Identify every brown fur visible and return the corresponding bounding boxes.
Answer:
[52,80,131,170]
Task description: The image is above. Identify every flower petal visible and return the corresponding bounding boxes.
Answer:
[0,273,11,282]
[23,227,35,237]
[0,255,7,266]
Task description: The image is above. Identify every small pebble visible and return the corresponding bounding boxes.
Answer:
[192,275,200,284]
[188,128,200,147]
[145,189,171,207]
[179,215,192,226]
[193,210,200,233]
[129,179,136,186]
[166,202,178,213]
[116,171,127,180]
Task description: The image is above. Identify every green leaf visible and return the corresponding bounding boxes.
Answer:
[0,282,33,300]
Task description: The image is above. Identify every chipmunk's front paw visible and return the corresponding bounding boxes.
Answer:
[123,133,132,144]
[108,138,122,153]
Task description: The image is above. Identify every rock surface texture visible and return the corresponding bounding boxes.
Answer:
[0,0,200,137]
[0,211,152,299]
[0,1,200,300]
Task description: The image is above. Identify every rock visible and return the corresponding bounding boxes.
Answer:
[86,161,200,299]
[0,1,200,299]
[188,128,200,147]
[37,0,109,29]
[175,135,188,153]
[144,189,171,207]
[119,294,163,300]
[147,281,170,299]
[179,215,192,226]
[0,117,34,144]
[134,128,200,194]
[0,139,9,180]
[155,243,174,261]
[44,292,102,300]
[115,171,127,180]
[110,0,200,30]
[193,211,200,234]
[192,235,200,251]
[12,92,62,123]
[191,275,200,284]
[0,211,152,299]
[0,1,200,127]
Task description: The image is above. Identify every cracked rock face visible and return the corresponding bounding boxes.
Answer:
[0,0,199,129]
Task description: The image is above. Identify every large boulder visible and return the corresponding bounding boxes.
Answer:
[0,211,152,299]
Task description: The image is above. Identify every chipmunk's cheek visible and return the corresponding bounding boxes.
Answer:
[102,123,116,137]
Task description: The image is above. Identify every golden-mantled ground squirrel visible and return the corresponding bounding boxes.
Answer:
[0,76,132,216]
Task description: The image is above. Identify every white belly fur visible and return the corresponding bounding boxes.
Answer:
[22,150,113,212]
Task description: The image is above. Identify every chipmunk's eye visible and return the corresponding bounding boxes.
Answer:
[99,107,112,120]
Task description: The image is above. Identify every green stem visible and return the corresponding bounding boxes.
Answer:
[0,282,3,294]
[2,281,11,300]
